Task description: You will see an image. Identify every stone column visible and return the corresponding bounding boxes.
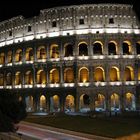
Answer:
[47,96,50,112]
[34,46,37,62]
[75,92,79,112]
[3,71,6,88]
[33,94,38,112]
[12,71,15,88]
[33,66,36,87]
[90,93,94,111]
[106,92,111,112]
[60,95,64,112]
[89,66,93,83]
[120,91,125,112]
[60,66,63,84]
[22,71,25,88]
[12,50,15,64]
[22,47,25,63]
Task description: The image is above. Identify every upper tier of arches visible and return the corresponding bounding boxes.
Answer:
[0,40,140,65]
[0,4,139,47]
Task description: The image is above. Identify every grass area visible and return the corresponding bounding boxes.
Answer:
[24,113,140,138]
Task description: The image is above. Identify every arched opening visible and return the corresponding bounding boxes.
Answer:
[37,70,46,84]
[19,96,22,101]
[64,68,74,83]
[25,48,33,61]
[111,93,120,111]
[122,41,132,55]
[25,96,34,112]
[25,71,33,84]
[50,69,59,83]
[65,95,75,112]
[125,93,135,111]
[64,44,73,57]
[93,42,103,55]
[124,66,134,81]
[79,67,89,82]
[50,44,59,58]
[50,95,60,112]
[138,68,140,80]
[94,67,105,82]
[109,67,120,81]
[136,42,140,54]
[40,95,47,111]
[79,94,90,112]
[37,46,46,59]
[15,71,22,85]
[0,53,5,64]
[78,42,88,56]
[15,49,22,62]
[6,73,12,85]
[95,94,106,111]
[108,41,117,55]
[0,73,4,86]
[7,51,12,63]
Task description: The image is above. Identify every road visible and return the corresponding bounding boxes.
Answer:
[0,122,114,140]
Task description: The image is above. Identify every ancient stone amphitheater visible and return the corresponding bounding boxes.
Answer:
[0,3,140,113]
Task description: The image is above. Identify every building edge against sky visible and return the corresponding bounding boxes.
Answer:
[0,3,140,113]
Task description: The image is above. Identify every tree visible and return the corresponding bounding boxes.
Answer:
[0,90,27,132]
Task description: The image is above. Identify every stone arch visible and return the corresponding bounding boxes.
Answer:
[25,96,34,112]
[109,66,120,81]
[125,92,135,111]
[0,73,4,86]
[78,42,88,56]
[37,46,46,59]
[19,96,22,101]
[6,72,12,85]
[108,41,118,55]
[25,47,33,61]
[40,95,47,111]
[25,70,33,84]
[50,95,60,112]
[7,51,12,63]
[136,41,140,54]
[79,67,89,82]
[50,44,59,58]
[37,70,46,84]
[65,95,75,112]
[0,53,5,64]
[50,69,59,83]
[95,94,106,111]
[64,43,73,57]
[93,41,103,55]
[64,68,74,83]
[94,67,105,82]
[138,67,140,80]
[15,71,22,85]
[111,93,120,111]
[122,41,132,55]
[15,49,22,62]
[124,66,134,81]
[79,94,90,112]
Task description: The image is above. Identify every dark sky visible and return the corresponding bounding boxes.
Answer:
[0,0,139,22]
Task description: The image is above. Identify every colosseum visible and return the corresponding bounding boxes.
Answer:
[0,3,140,114]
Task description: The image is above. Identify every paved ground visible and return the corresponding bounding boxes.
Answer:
[15,121,114,140]
[0,121,114,140]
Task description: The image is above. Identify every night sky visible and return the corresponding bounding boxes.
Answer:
[0,0,139,22]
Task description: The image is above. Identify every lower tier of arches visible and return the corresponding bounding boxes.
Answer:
[14,87,140,113]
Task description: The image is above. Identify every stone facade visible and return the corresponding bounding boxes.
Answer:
[0,4,140,113]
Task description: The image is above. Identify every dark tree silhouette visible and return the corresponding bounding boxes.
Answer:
[0,90,27,132]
